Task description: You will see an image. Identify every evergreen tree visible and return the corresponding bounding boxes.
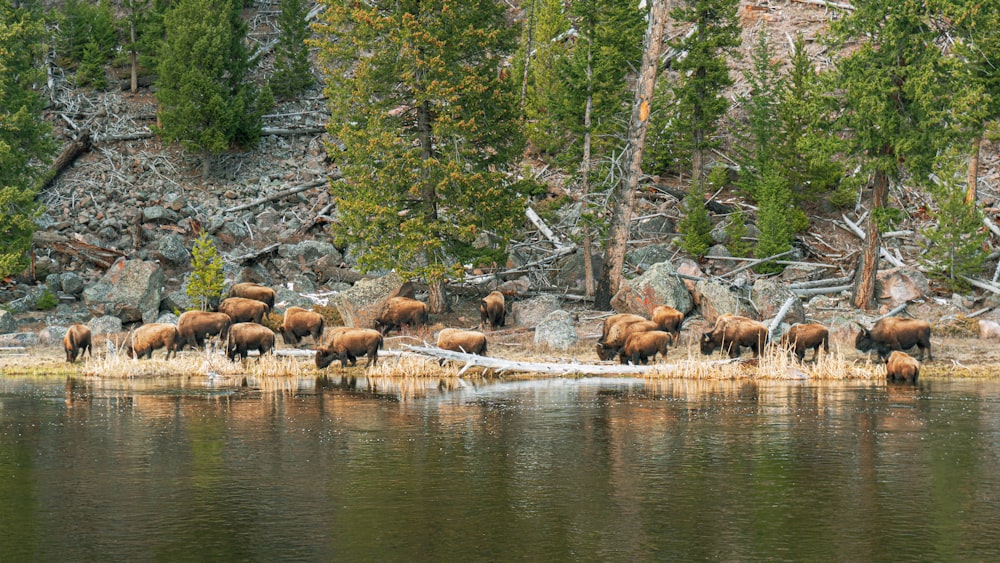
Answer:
[754,167,794,274]
[155,0,272,178]
[186,232,225,311]
[55,0,117,67]
[270,0,313,99]
[314,0,526,313]
[513,0,571,155]
[920,154,988,289]
[678,182,713,258]
[724,206,750,258]
[0,2,55,278]
[651,0,740,182]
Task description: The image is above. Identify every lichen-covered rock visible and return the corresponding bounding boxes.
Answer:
[82,258,164,324]
[751,278,805,326]
[534,310,578,350]
[512,294,561,328]
[0,310,17,334]
[330,272,406,328]
[694,279,756,323]
[610,261,694,316]
[88,315,123,335]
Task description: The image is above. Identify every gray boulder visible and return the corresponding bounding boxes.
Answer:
[694,279,757,323]
[534,310,578,350]
[39,325,70,346]
[157,233,190,267]
[330,272,407,328]
[752,278,805,326]
[275,287,319,310]
[60,272,86,296]
[512,294,561,328]
[278,240,342,264]
[142,205,180,224]
[0,332,38,348]
[0,310,16,334]
[626,244,675,273]
[610,261,694,316]
[88,315,123,335]
[82,258,164,323]
[877,267,930,308]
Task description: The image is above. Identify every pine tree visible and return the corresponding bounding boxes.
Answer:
[0,3,55,278]
[186,232,225,311]
[155,0,272,178]
[271,0,313,99]
[920,155,988,289]
[678,182,713,258]
[314,0,526,313]
[754,167,793,274]
[513,0,571,155]
[724,207,751,258]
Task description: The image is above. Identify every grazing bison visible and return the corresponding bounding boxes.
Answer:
[374,296,429,335]
[128,323,179,360]
[855,317,932,362]
[279,307,325,346]
[226,322,275,361]
[700,314,768,359]
[599,314,647,344]
[177,311,232,350]
[780,323,829,362]
[480,291,506,331]
[229,282,276,310]
[886,350,920,384]
[218,297,270,324]
[315,328,383,369]
[619,330,672,365]
[63,324,93,363]
[437,328,488,356]
[651,305,684,342]
[596,316,659,361]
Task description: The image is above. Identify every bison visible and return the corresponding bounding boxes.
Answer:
[886,350,920,384]
[374,296,429,335]
[619,330,672,365]
[218,297,270,324]
[596,316,659,361]
[229,282,276,310]
[226,322,275,361]
[700,314,768,359]
[177,311,232,350]
[315,327,383,369]
[780,323,829,362]
[279,307,325,346]
[128,323,179,360]
[480,291,506,331]
[855,316,932,362]
[63,324,93,363]
[651,305,684,342]
[599,314,647,344]
[437,328,488,356]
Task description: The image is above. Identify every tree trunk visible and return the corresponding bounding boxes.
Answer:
[967,133,982,204]
[594,0,668,310]
[519,0,536,110]
[130,20,138,94]
[853,168,888,309]
[428,280,448,314]
[580,29,595,298]
[201,149,211,180]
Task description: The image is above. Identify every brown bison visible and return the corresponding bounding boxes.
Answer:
[596,316,659,361]
[886,350,920,384]
[128,323,179,360]
[855,316,932,362]
[63,324,93,363]
[619,330,672,365]
[226,322,275,361]
[700,314,768,359]
[315,327,383,369]
[229,282,276,310]
[279,307,325,346]
[177,311,232,350]
[780,323,829,362]
[480,291,506,331]
[599,314,647,343]
[437,328,488,356]
[651,305,684,342]
[374,296,429,335]
[218,297,270,324]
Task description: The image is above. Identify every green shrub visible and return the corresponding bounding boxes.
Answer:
[36,290,59,311]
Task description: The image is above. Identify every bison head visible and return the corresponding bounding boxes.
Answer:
[854,325,873,353]
[699,333,718,355]
[315,348,337,369]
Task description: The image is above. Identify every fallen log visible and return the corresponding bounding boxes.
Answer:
[229,243,280,265]
[33,230,125,269]
[222,178,335,215]
[40,131,92,189]
[792,284,852,297]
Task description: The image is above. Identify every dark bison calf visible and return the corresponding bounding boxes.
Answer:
[596,316,659,361]
[218,297,270,324]
[229,282,276,310]
[480,291,506,331]
[651,305,684,342]
[780,323,829,362]
[855,316,932,362]
[128,323,179,360]
[63,324,93,363]
[177,311,232,350]
[374,297,429,335]
[620,330,672,365]
[700,314,768,359]
[316,327,383,369]
[279,307,325,346]
[886,350,920,384]
[226,322,275,361]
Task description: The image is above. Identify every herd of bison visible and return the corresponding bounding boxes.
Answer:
[59,282,932,383]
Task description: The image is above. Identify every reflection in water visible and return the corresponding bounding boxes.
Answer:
[0,375,998,560]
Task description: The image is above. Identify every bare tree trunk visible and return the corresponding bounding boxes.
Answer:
[201,149,211,180]
[520,0,536,110]
[594,0,669,310]
[580,30,595,297]
[428,281,448,314]
[853,168,888,310]
[417,99,448,314]
[130,20,138,94]
[967,133,982,204]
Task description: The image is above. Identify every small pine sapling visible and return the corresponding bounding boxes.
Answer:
[186,232,225,311]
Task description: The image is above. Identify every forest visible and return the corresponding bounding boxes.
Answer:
[2,0,1000,314]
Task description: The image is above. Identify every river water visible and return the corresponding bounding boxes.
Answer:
[0,374,998,561]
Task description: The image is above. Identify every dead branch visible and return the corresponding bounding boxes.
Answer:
[792,285,852,297]
[788,274,855,289]
[766,296,800,342]
[40,131,92,189]
[790,0,855,11]
[229,243,281,265]
[33,230,125,269]
[261,126,327,136]
[222,178,334,215]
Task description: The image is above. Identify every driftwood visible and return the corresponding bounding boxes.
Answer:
[41,131,92,189]
[402,344,741,377]
[222,178,333,214]
[33,230,125,269]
